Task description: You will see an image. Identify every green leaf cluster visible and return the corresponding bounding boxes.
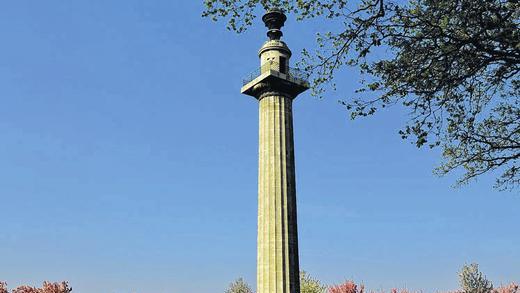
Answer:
[203,0,520,190]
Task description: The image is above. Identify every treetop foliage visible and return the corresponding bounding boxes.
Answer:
[0,282,71,293]
[459,263,494,293]
[203,0,520,190]
[225,278,254,293]
[301,271,328,293]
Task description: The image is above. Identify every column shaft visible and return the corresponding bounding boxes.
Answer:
[257,94,300,293]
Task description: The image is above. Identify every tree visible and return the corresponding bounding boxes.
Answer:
[459,263,494,293]
[300,271,327,293]
[0,282,72,293]
[1,282,8,293]
[203,0,520,190]
[492,283,520,293]
[225,278,253,293]
[329,281,364,293]
[493,283,520,293]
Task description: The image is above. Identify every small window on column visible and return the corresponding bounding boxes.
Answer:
[279,57,286,73]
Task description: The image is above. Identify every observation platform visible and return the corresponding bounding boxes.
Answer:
[241,61,310,99]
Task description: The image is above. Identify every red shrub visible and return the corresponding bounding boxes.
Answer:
[1,282,8,293]
[0,282,71,293]
[493,283,519,293]
[329,281,365,293]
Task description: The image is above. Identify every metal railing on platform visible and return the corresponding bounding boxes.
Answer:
[242,61,308,86]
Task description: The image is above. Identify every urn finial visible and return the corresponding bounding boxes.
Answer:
[262,8,287,40]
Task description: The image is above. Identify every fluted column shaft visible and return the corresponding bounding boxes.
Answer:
[257,94,300,293]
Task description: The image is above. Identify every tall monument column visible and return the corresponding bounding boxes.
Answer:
[241,9,309,293]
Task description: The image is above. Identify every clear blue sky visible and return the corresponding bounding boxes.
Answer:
[0,1,518,293]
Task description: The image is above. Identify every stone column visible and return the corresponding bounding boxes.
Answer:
[240,8,309,293]
[257,94,300,293]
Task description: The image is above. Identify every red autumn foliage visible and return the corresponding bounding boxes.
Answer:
[329,281,365,293]
[328,281,519,293]
[1,282,8,293]
[328,280,416,293]
[0,282,71,293]
[493,283,520,293]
